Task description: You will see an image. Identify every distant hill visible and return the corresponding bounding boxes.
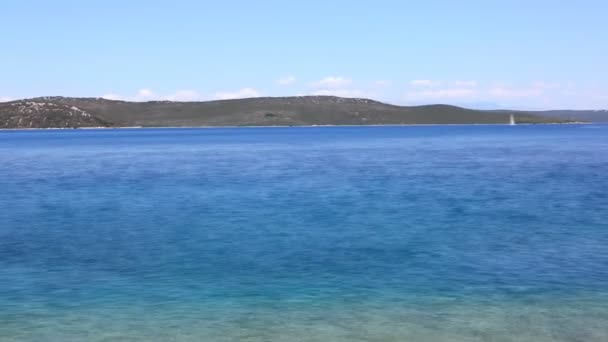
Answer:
[0,100,113,128]
[0,96,573,129]
[533,110,608,123]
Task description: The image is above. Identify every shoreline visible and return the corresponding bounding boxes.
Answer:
[0,122,589,131]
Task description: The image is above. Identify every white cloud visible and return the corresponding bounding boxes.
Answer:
[313,76,352,88]
[101,89,204,102]
[0,96,13,102]
[403,81,567,104]
[164,90,203,102]
[78,80,608,109]
[277,76,296,86]
[307,76,374,98]
[133,88,155,101]
[487,87,542,98]
[214,88,260,100]
[410,80,477,87]
[310,88,368,98]
[410,79,440,87]
[101,94,122,101]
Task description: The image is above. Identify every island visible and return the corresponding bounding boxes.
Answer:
[0,96,590,129]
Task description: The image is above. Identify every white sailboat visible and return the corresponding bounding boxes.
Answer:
[509,114,516,125]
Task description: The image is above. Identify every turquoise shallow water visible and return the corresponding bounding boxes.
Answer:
[1,125,608,341]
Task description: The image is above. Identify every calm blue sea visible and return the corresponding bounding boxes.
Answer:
[1,125,608,341]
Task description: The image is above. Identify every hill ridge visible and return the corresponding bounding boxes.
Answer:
[0,96,581,129]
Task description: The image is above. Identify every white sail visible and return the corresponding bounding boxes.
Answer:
[509,114,516,125]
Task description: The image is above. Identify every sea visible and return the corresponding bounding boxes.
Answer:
[1,125,607,341]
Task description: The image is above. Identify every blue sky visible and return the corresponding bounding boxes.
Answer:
[1,0,606,109]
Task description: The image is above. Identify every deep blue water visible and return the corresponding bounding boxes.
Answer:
[1,125,608,341]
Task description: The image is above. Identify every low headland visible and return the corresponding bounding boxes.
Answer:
[0,96,601,129]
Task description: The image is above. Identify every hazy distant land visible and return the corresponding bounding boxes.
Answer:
[1,96,603,129]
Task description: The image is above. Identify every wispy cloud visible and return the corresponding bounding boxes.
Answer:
[402,81,576,108]
[214,88,260,100]
[307,76,365,97]
[410,79,440,87]
[313,76,352,88]
[487,86,542,98]
[0,96,13,103]
[134,88,156,101]
[101,89,204,102]
[405,88,477,100]
[277,76,296,86]
[85,80,608,109]
[410,80,478,88]
[164,90,203,101]
[101,94,123,101]
[453,80,478,87]
[310,88,368,98]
